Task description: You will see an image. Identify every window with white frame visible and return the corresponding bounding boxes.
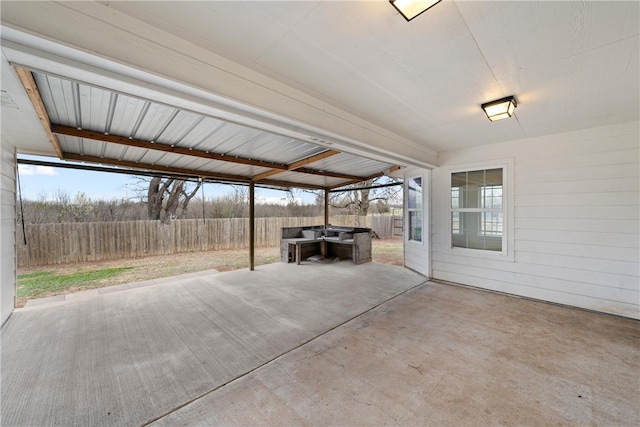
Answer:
[451,185,462,234]
[451,168,503,251]
[407,176,422,242]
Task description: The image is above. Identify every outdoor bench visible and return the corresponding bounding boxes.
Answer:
[280,226,372,265]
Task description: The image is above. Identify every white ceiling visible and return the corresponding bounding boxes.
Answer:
[99,0,640,151]
[1,1,639,166]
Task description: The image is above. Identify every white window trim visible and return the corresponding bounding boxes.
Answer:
[445,159,514,262]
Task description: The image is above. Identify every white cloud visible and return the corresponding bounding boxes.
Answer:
[17,165,34,175]
[35,166,57,176]
[18,165,57,176]
[256,196,303,206]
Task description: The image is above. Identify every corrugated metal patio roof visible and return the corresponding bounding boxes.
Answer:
[21,70,397,190]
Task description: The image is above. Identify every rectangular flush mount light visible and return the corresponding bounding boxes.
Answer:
[481,96,517,121]
[389,0,442,21]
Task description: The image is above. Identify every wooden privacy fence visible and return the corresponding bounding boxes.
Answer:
[17,216,401,267]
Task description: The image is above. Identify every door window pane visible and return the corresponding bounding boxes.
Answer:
[408,176,422,242]
[408,177,422,210]
[409,211,422,242]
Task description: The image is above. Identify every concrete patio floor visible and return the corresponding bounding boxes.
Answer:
[2,261,639,426]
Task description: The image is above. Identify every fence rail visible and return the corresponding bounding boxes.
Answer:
[17,216,401,267]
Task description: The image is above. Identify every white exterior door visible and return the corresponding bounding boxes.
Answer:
[403,167,430,277]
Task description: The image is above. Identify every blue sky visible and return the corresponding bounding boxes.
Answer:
[17,154,312,204]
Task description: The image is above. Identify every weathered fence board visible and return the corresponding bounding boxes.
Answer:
[17,215,400,267]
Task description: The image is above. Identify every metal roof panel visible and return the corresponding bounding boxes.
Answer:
[109,95,149,136]
[131,103,178,141]
[78,84,111,131]
[31,71,394,189]
[177,116,227,150]
[154,110,203,144]
[34,74,74,126]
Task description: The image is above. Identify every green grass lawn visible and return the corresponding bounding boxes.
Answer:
[17,267,133,301]
[16,239,402,305]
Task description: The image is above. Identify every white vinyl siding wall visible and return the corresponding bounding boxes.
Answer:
[432,121,639,319]
[1,140,16,326]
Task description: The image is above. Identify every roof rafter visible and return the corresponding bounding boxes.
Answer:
[328,166,401,189]
[251,150,340,181]
[14,67,64,159]
[294,167,363,181]
[252,149,362,182]
[52,125,287,170]
[251,150,340,182]
[288,149,340,169]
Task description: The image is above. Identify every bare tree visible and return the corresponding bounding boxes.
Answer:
[20,191,54,224]
[92,198,142,222]
[329,177,402,225]
[206,185,248,218]
[229,185,249,218]
[146,177,202,224]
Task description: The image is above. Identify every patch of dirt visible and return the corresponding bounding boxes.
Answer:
[17,239,403,307]
[371,238,405,266]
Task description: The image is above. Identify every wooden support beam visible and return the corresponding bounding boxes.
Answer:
[256,167,362,181]
[294,167,363,181]
[327,166,401,189]
[287,149,340,169]
[253,166,362,182]
[249,181,255,271]
[52,124,288,171]
[251,149,341,182]
[14,67,63,159]
[251,168,283,182]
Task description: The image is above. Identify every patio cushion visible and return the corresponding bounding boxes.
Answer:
[302,229,319,239]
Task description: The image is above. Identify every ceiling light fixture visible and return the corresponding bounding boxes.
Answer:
[481,96,517,121]
[389,0,442,21]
